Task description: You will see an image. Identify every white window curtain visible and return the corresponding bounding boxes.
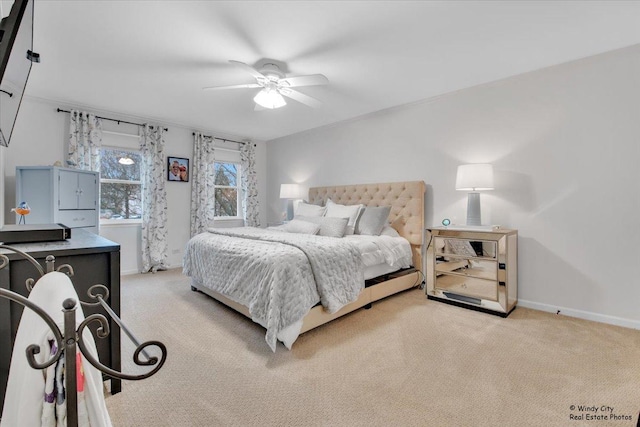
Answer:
[240,142,260,227]
[190,132,215,236]
[139,124,168,273]
[67,110,102,171]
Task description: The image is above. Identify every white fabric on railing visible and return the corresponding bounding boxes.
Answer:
[1,272,111,427]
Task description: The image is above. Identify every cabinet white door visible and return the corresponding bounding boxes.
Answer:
[58,170,79,209]
[77,172,97,209]
[15,168,53,224]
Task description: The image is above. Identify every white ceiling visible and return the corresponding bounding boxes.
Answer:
[22,1,640,141]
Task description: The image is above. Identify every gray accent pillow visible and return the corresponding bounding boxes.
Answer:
[295,215,349,238]
[355,206,391,236]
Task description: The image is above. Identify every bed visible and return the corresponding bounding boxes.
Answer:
[183,181,425,351]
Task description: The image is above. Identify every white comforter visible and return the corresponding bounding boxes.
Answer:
[343,234,412,269]
[183,227,365,351]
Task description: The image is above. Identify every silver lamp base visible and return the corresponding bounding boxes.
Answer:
[466,192,481,226]
[286,200,294,221]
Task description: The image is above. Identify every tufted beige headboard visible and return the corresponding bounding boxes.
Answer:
[308,181,425,272]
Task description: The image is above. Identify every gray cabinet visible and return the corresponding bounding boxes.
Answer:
[16,166,99,233]
[426,227,518,317]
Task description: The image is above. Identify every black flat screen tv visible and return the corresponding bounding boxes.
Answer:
[0,0,34,147]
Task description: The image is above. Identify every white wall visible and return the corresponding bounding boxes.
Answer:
[267,45,640,328]
[2,96,267,274]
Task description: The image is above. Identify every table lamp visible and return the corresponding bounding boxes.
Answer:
[280,184,304,220]
[455,164,494,226]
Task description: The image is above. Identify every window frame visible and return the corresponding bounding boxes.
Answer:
[213,160,242,220]
[99,145,143,226]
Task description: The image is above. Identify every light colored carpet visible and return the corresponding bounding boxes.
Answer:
[105,269,640,427]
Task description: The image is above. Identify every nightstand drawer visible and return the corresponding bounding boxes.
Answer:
[434,273,498,301]
[434,258,497,281]
[434,237,497,259]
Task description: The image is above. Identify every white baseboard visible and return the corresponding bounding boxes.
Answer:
[518,299,640,330]
[121,268,140,276]
[120,263,183,276]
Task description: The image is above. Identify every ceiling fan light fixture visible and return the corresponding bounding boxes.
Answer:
[210,60,327,109]
[254,88,286,109]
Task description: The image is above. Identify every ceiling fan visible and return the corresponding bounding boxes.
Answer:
[203,60,329,110]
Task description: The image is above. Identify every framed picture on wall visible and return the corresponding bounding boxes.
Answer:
[167,156,189,182]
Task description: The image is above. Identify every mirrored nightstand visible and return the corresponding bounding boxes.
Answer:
[425,227,518,317]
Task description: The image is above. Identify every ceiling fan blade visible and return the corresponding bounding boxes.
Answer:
[279,88,322,108]
[279,74,329,88]
[229,60,266,79]
[202,83,262,91]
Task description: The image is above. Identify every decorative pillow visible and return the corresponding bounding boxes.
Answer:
[283,219,321,235]
[324,199,365,235]
[294,201,326,217]
[295,215,349,238]
[380,225,400,238]
[355,206,391,235]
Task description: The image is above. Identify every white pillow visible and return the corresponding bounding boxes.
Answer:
[380,225,400,237]
[294,201,326,217]
[283,219,321,235]
[325,199,364,235]
[295,215,349,238]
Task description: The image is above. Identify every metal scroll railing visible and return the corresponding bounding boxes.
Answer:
[0,245,167,427]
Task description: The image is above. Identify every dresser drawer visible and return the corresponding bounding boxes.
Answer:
[58,210,97,228]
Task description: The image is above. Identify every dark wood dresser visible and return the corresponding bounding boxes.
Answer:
[0,229,121,413]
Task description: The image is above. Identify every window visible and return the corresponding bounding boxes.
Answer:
[214,161,241,217]
[100,147,143,221]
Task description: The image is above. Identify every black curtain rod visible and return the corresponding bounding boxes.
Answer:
[191,132,250,146]
[56,108,168,132]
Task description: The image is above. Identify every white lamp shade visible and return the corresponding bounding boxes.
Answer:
[280,183,304,199]
[254,89,286,109]
[455,164,494,191]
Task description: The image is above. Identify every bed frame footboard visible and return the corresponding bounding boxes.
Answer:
[191,269,421,336]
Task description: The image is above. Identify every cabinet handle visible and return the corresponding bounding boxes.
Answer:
[499,263,506,270]
[499,281,506,287]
